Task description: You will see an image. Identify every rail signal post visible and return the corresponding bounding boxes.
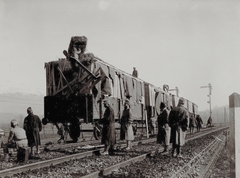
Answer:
[200,83,212,118]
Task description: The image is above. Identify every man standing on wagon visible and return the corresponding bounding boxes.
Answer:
[168,97,188,158]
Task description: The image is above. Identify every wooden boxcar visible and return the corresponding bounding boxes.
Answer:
[42,36,198,142]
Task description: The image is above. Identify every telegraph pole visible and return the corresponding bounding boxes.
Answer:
[169,87,179,96]
[200,83,212,118]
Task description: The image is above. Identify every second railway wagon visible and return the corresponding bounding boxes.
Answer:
[42,36,198,142]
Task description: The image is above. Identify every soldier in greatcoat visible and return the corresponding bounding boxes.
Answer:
[101,99,116,155]
[169,98,188,158]
[157,102,171,154]
[189,114,195,134]
[207,116,212,128]
[120,99,134,150]
[23,107,42,156]
[195,115,203,132]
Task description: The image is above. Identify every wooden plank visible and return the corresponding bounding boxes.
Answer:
[57,66,73,93]
[45,63,50,96]
[52,65,56,94]
[70,57,97,79]
[57,71,63,92]
[53,78,78,96]
[145,110,149,138]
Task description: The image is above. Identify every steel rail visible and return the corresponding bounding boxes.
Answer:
[81,152,151,178]
[171,132,225,178]
[202,135,226,178]
[0,126,228,177]
[82,127,228,178]
[0,149,101,177]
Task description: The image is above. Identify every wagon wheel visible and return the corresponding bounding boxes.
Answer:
[93,123,102,140]
[42,118,48,125]
[69,118,81,142]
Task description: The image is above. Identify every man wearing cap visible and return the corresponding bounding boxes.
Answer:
[101,99,116,155]
[168,97,189,158]
[132,67,138,78]
[8,119,28,149]
[23,107,42,156]
[196,115,203,132]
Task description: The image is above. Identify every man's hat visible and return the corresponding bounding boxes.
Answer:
[11,119,18,126]
[103,98,110,104]
[160,102,166,108]
[178,97,185,105]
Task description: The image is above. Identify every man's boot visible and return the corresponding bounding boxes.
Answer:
[162,145,169,155]
[171,145,176,157]
[176,146,182,158]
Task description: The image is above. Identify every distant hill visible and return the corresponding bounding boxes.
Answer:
[0,92,44,129]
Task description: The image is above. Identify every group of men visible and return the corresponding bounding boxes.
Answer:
[100,98,135,155]
[157,98,189,158]
[6,94,203,160]
[189,114,204,134]
[100,96,198,158]
[7,107,42,156]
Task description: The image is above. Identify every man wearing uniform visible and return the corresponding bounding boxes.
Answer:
[101,99,116,155]
[157,102,171,154]
[169,97,189,158]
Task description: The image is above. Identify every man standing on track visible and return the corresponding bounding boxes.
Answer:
[196,115,203,132]
[207,116,212,128]
[189,114,195,134]
[157,102,171,154]
[169,97,189,158]
[23,107,42,156]
[120,99,134,151]
[101,99,116,155]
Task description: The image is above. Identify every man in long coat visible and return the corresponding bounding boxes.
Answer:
[157,102,171,154]
[189,114,195,134]
[169,98,188,158]
[195,115,203,132]
[23,107,42,156]
[207,116,212,128]
[120,99,134,150]
[101,99,116,155]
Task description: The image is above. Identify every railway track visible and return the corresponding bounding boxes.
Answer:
[42,125,220,152]
[0,126,228,177]
[170,132,226,178]
[94,127,228,178]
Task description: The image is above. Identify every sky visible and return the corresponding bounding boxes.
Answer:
[0,0,239,112]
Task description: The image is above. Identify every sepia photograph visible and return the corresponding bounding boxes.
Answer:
[0,0,239,177]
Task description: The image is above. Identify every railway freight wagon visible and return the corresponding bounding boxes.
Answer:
[42,36,198,142]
